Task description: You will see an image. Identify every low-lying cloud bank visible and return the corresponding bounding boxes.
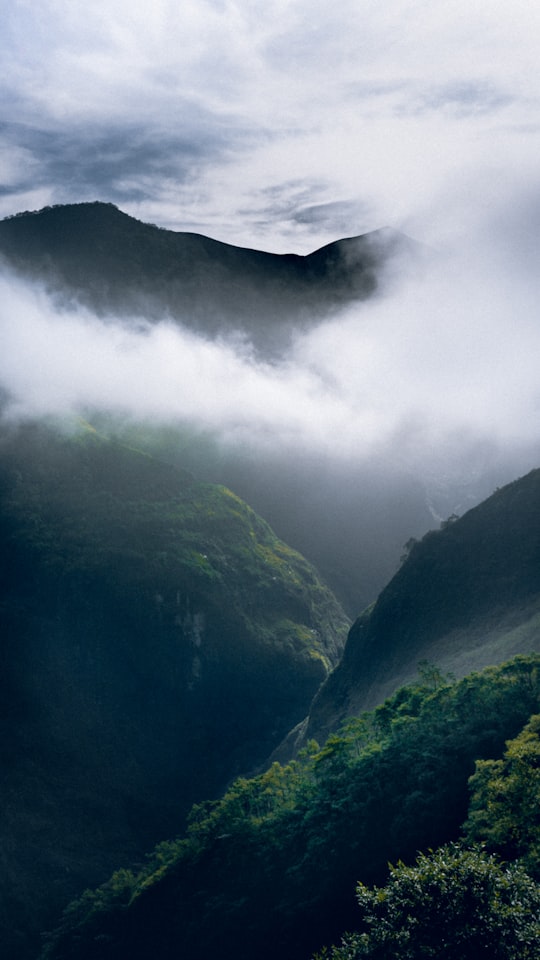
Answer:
[1,202,539,495]
[3,207,540,613]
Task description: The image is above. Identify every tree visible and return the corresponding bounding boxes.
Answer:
[464,714,540,877]
[316,843,540,959]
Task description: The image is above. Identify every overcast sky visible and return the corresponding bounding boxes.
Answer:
[2,0,540,252]
[1,0,540,509]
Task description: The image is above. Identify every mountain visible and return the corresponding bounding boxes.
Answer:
[0,420,349,960]
[39,655,540,960]
[0,202,412,356]
[34,466,540,960]
[0,201,434,617]
[96,418,435,618]
[291,468,540,750]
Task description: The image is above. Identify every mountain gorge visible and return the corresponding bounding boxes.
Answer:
[1,203,539,959]
[283,467,540,752]
[34,466,540,960]
[0,420,348,959]
[2,422,540,960]
[0,202,436,617]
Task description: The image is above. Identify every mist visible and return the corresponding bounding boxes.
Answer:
[2,197,540,613]
[1,216,539,472]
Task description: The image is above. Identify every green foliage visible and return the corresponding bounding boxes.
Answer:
[1,422,348,668]
[324,466,540,730]
[416,658,454,689]
[464,713,540,877]
[317,844,540,960]
[186,761,305,842]
[0,420,351,960]
[40,655,540,960]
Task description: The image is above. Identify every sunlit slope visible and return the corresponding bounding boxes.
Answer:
[0,420,348,959]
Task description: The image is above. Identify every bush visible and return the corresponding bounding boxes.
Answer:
[318,843,540,959]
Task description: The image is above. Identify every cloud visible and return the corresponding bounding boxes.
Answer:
[422,81,514,116]
[1,186,540,493]
[291,200,372,233]
[1,1,540,250]
[0,117,245,207]
[238,184,374,247]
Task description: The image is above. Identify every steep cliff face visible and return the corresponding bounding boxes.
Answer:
[0,420,349,959]
[293,469,540,748]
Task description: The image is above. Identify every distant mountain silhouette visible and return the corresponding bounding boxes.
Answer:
[0,202,415,355]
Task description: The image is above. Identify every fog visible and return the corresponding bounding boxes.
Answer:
[1,217,539,471]
[1,197,539,613]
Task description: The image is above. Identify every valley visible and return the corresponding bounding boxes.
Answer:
[0,204,538,959]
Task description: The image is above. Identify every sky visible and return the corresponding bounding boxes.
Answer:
[1,0,540,253]
[1,0,540,512]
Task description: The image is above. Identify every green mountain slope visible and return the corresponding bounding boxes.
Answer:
[34,467,540,960]
[102,417,434,618]
[296,468,540,748]
[0,420,348,960]
[39,655,540,960]
[0,202,438,618]
[0,202,412,356]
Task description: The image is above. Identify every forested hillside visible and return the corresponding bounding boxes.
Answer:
[3,422,540,958]
[0,419,348,959]
[294,468,540,749]
[40,655,540,960]
[2,205,540,958]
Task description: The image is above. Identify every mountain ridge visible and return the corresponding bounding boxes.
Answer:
[0,201,414,356]
[288,467,540,752]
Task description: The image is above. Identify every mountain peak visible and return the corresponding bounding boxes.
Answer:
[0,202,416,356]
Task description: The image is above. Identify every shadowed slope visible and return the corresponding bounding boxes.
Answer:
[297,468,540,748]
[0,420,348,959]
[0,203,413,355]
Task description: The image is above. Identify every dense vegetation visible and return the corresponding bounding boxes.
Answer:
[464,712,540,875]
[300,467,540,745]
[321,711,540,959]
[319,846,540,959]
[40,655,540,960]
[0,420,348,959]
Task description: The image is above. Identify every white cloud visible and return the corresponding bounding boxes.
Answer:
[1,1,539,250]
[1,193,539,487]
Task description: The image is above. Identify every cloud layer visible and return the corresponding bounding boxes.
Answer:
[1,198,539,492]
[1,1,539,512]
[1,1,540,250]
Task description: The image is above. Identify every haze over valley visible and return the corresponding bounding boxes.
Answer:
[1,199,540,613]
[2,3,540,959]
